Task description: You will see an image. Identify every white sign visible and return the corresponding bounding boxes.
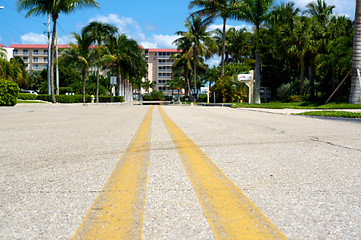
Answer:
[110,76,117,85]
[237,74,252,81]
[201,87,209,93]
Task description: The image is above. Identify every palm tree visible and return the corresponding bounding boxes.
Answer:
[304,0,335,98]
[83,21,118,103]
[61,29,94,103]
[103,34,146,102]
[189,0,239,77]
[171,40,193,101]
[17,0,99,103]
[0,48,7,59]
[174,16,215,100]
[235,0,274,104]
[350,0,361,104]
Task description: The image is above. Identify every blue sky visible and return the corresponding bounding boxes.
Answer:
[0,0,356,49]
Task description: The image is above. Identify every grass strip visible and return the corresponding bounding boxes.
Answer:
[298,111,361,118]
[231,102,361,109]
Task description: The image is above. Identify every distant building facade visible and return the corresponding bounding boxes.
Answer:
[1,44,182,96]
[7,44,68,71]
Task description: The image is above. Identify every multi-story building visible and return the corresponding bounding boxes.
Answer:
[2,44,183,96]
[8,44,68,71]
[142,48,181,95]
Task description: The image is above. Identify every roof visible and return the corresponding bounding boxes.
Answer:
[0,44,6,48]
[148,49,180,53]
[9,44,70,49]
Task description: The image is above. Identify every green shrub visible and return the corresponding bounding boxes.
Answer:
[17,93,37,100]
[36,94,52,102]
[59,87,73,95]
[0,80,20,106]
[143,91,165,101]
[37,94,124,103]
[289,95,306,102]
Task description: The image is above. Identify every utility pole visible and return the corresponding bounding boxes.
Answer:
[47,13,51,95]
[56,31,59,95]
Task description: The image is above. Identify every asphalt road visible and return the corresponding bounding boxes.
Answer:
[0,103,360,239]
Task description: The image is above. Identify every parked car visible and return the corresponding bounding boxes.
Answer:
[20,90,38,95]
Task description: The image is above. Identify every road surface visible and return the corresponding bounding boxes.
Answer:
[0,104,360,239]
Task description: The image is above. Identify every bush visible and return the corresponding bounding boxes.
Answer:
[0,80,20,106]
[17,93,37,100]
[37,94,124,103]
[59,87,73,95]
[143,91,165,101]
[289,95,306,102]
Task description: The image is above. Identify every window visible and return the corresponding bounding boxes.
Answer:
[33,50,39,55]
[44,57,48,63]
[13,49,18,55]
[33,57,38,63]
[23,49,28,55]
[23,57,29,63]
[43,50,48,55]
[33,64,39,70]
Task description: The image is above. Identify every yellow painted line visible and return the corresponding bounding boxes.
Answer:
[73,106,154,240]
[158,106,287,240]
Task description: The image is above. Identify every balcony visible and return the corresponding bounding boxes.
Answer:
[14,51,29,56]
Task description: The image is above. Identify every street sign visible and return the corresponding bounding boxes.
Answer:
[201,87,209,93]
[237,74,252,81]
[110,76,117,85]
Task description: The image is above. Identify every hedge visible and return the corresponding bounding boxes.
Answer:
[18,93,37,100]
[0,80,20,106]
[36,94,124,103]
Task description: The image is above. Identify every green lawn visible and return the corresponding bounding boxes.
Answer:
[17,100,46,104]
[231,102,361,109]
[298,111,361,119]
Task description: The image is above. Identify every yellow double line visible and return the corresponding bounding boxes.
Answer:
[73,106,154,239]
[73,106,286,239]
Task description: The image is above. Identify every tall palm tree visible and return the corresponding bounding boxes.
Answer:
[235,0,274,104]
[171,38,193,101]
[304,0,335,98]
[350,0,361,104]
[61,29,94,103]
[83,21,117,103]
[174,16,215,100]
[103,34,146,102]
[189,0,239,77]
[17,0,99,103]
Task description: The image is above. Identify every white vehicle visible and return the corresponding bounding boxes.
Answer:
[20,90,38,95]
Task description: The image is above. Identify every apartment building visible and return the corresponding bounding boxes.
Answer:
[8,44,68,71]
[2,44,182,96]
[142,48,181,95]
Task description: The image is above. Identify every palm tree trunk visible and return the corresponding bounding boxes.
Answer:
[193,53,197,101]
[96,66,100,103]
[185,67,193,102]
[50,17,57,103]
[349,0,361,104]
[254,24,261,104]
[310,55,315,99]
[82,70,87,103]
[300,53,305,95]
[221,17,227,77]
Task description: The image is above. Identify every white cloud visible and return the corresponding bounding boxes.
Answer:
[21,33,47,44]
[89,14,145,41]
[141,34,179,49]
[291,0,355,18]
[58,34,75,44]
